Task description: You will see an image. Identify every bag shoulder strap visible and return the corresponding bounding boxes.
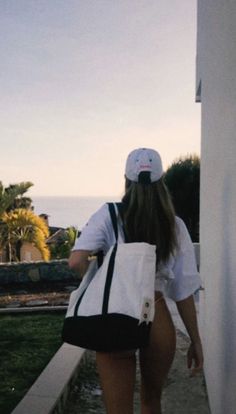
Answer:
[107,203,118,241]
[107,202,128,243]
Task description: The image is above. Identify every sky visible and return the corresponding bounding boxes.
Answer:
[0,0,200,197]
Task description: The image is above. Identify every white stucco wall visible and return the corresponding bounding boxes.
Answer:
[197,1,236,413]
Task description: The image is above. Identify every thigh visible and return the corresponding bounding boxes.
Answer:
[96,350,136,414]
[139,293,176,395]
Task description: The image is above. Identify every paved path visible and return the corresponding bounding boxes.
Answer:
[161,330,210,413]
[64,329,210,414]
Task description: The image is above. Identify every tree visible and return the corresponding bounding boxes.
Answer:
[0,181,34,261]
[0,181,33,216]
[49,227,78,259]
[5,185,33,212]
[1,209,50,261]
[164,155,200,242]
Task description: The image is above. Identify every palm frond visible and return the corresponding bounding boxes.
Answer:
[1,208,50,261]
[0,182,33,217]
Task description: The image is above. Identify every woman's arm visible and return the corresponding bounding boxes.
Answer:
[68,250,91,279]
[176,295,204,376]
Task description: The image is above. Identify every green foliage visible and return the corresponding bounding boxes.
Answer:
[0,182,34,261]
[164,155,200,242]
[0,182,33,217]
[0,181,51,261]
[1,209,50,261]
[0,313,64,414]
[49,227,78,259]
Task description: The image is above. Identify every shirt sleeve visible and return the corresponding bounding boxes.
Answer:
[71,204,114,253]
[163,217,201,302]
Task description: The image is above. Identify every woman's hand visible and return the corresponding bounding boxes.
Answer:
[187,340,204,376]
[176,295,204,376]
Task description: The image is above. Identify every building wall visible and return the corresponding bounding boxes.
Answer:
[197,1,236,413]
[20,242,43,262]
[0,248,7,263]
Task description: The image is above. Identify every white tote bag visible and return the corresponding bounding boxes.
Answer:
[62,203,156,351]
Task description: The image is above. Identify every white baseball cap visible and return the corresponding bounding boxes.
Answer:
[125,148,163,183]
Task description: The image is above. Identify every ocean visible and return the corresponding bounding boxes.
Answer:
[32,196,121,230]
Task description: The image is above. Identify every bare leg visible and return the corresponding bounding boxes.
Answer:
[96,349,136,414]
[139,293,176,414]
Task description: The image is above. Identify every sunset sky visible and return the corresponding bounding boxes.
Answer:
[0,0,200,197]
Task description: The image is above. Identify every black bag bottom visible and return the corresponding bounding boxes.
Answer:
[62,313,151,352]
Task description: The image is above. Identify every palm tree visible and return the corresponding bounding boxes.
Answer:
[5,186,33,212]
[0,181,33,217]
[1,209,50,261]
[0,181,34,261]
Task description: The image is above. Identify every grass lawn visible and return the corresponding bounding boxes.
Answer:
[0,312,65,414]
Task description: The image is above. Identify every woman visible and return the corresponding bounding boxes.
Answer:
[69,148,203,414]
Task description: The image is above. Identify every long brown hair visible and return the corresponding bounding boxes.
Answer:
[121,175,178,265]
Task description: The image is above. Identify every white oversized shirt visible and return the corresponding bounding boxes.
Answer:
[72,203,201,302]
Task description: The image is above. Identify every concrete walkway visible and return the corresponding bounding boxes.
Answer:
[162,329,210,413]
[63,298,210,414]
[10,297,210,413]
[161,298,210,412]
[63,329,210,414]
